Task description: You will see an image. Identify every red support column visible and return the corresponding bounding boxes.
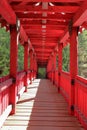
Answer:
[9,25,19,114]
[47,58,52,81]
[24,42,29,92]
[51,57,53,83]
[53,52,56,85]
[69,27,78,115]
[30,50,33,84]
[33,55,35,81]
[58,43,63,92]
[34,58,37,79]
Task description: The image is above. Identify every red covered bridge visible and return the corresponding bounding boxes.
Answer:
[0,0,87,129]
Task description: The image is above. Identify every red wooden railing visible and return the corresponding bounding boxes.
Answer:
[75,76,87,128]
[0,75,10,83]
[60,71,70,103]
[0,70,36,128]
[0,69,87,129]
[0,77,13,127]
[48,70,87,129]
[54,70,58,86]
[0,78,12,115]
[17,71,25,91]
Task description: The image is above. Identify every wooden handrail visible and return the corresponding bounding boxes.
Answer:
[0,78,12,93]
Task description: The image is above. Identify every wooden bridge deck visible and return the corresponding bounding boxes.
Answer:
[1,79,84,130]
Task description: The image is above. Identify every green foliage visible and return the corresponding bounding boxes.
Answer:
[0,28,24,77]
[62,44,70,72]
[78,30,87,78]
[38,68,46,78]
[18,44,24,71]
[0,28,10,77]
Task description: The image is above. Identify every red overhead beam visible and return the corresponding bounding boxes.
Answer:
[35,49,53,53]
[23,25,66,30]
[0,0,16,24]
[37,56,49,59]
[20,26,28,42]
[12,5,79,13]
[60,0,87,43]
[37,53,50,56]
[16,13,73,20]
[27,33,63,38]
[73,1,87,26]
[26,30,64,35]
[0,1,32,47]
[21,20,68,26]
[33,44,55,48]
[9,0,84,2]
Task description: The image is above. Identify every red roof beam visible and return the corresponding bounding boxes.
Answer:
[0,0,16,24]
[73,0,87,26]
[60,0,87,44]
[17,13,73,20]
[24,27,65,31]
[21,20,68,26]
[20,26,28,42]
[12,5,79,13]
[23,25,66,30]
[9,0,84,2]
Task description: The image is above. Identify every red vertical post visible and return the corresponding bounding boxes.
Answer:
[10,25,19,114]
[33,56,35,81]
[34,59,37,78]
[53,52,56,85]
[58,43,63,92]
[51,57,53,82]
[50,59,52,81]
[30,50,33,84]
[34,58,37,79]
[69,27,78,115]
[24,42,29,92]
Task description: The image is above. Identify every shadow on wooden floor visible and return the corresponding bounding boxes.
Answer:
[1,79,84,130]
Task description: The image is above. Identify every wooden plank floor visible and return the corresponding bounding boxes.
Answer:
[1,79,84,130]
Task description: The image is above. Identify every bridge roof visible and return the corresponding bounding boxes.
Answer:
[0,0,87,67]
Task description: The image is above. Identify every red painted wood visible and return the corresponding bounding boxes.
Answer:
[60,71,70,103]
[0,75,10,83]
[9,0,84,2]
[16,71,25,95]
[52,53,56,84]
[0,0,16,24]
[0,79,12,93]
[9,25,18,114]
[20,26,28,42]
[10,25,18,77]
[0,79,11,120]
[75,76,87,129]
[24,43,29,92]
[69,27,78,115]
[73,1,87,26]
[54,70,58,87]
[0,0,87,129]
[29,50,34,84]
[13,4,79,13]
[58,43,63,91]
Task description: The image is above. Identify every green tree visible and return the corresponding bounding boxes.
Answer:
[18,44,24,71]
[62,44,70,72]
[0,28,10,77]
[38,68,46,78]
[0,28,25,77]
[78,30,87,78]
